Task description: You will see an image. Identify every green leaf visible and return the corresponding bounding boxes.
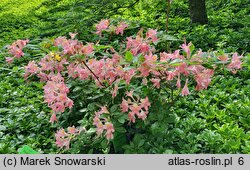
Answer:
[190,43,195,52]
[118,114,127,124]
[110,105,118,113]
[202,63,214,69]
[113,132,127,153]
[94,45,113,51]
[125,51,133,62]
[162,34,179,41]
[169,59,183,67]
[73,86,82,92]
[79,108,87,113]
[163,149,173,154]
[138,139,145,147]
[115,127,127,133]
[12,67,19,72]
[87,128,96,134]
[18,145,38,154]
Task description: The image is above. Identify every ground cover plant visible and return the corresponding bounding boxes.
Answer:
[0,0,249,153]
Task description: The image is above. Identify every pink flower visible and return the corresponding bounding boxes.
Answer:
[176,74,181,88]
[112,54,121,64]
[180,42,192,58]
[142,78,148,85]
[100,106,109,114]
[54,36,67,46]
[82,43,94,55]
[140,97,151,111]
[195,69,214,90]
[5,57,14,63]
[112,83,119,98]
[176,63,189,75]
[139,42,150,54]
[66,99,74,108]
[55,129,67,138]
[115,22,128,35]
[93,106,114,140]
[126,90,134,98]
[96,122,105,136]
[181,79,190,96]
[217,54,228,62]
[130,103,141,116]
[15,39,29,49]
[160,52,171,61]
[69,32,78,39]
[146,29,158,42]
[76,66,89,80]
[166,71,176,81]
[10,45,25,57]
[37,72,48,82]
[55,129,70,149]
[104,122,115,140]
[67,62,79,78]
[6,39,29,62]
[49,113,58,123]
[25,61,39,75]
[138,64,150,77]
[95,19,110,36]
[129,104,141,123]
[128,112,136,123]
[126,33,151,55]
[67,126,78,134]
[55,126,81,149]
[160,50,182,62]
[151,78,161,88]
[55,137,70,149]
[43,73,73,113]
[120,98,129,112]
[227,52,242,73]
[137,110,147,120]
[124,69,135,84]
[122,94,151,123]
[54,36,81,55]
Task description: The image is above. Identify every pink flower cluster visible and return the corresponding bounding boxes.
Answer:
[67,55,135,98]
[95,19,128,36]
[43,73,73,113]
[55,126,82,149]
[120,91,151,123]
[131,38,216,95]
[192,66,214,91]
[24,52,68,81]
[93,106,115,140]
[227,52,243,74]
[115,22,128,35]
[95,19,110,36]
[126,29,157,56]
[54,36,94,56]
[5,39,29,63]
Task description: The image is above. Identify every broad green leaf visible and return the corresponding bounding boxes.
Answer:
[18,145,38,154]
[125,51,133,62]
[169,59,183,66]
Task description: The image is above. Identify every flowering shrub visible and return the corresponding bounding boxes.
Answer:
[3,19,244,152]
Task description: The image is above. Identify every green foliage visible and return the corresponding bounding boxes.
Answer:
[18,145,38,154]
[122,71,250,153]
[117,0,249,53]
[0,48,58,153]
[0,0,44,47]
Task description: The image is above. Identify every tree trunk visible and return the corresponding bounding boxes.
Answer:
[189,0,208,24]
